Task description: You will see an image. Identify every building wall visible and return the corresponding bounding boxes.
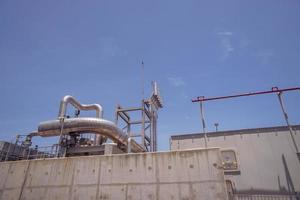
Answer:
[0,148,227,200]
[170,128,300,194]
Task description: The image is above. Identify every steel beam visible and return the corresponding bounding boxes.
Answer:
[192,87,300,102]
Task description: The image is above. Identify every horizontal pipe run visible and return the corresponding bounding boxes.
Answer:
[37,117,145,153]
[192,87,300,102]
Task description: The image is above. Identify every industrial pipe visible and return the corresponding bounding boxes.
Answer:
[127,137,132,153]
[37,117,145,153]
[58,95,104,145]
[58,95,103,119]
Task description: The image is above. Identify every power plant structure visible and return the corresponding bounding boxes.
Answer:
[0,85,299,200]
[1,81,162,161]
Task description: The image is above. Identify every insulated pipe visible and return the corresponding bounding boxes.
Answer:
[127,137,132,153]
[37,117,145,153]
[58,95,103,119]
[58,95,104,145]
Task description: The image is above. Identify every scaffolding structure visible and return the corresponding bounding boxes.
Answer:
[115,82,162,152]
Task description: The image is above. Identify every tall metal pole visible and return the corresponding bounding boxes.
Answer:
[141,100,146,149]
[141,61,145,100]
[199,100,208,148]
[150,105,154,152]
[153,110,158,151]
[56,117,65,157]
[277,92,299,154]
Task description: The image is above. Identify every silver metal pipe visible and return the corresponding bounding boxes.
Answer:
[58,95,104,146]
[127,137,132,153]
[37,117,145,153]
[58,95,103,119]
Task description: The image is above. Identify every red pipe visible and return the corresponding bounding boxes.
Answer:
[191,87,300,102]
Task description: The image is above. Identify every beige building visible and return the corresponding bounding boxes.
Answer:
[170,125,300,198]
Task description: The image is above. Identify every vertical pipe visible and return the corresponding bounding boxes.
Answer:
[141,61,145,99]
[153,112,157,151]
[127,120,131,137]
[277,92,299,154]
[199,101,208,148]
[150,107,153,152]
[127,137,132,153]
[56,117,65,157]
[127,114,132,153]
[113,105,120,147]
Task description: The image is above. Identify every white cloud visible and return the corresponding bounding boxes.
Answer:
[221,37,234,60]
[216,30,235,60]
[167,76,186,87]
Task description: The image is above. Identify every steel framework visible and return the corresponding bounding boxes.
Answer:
[191,87,300,102]
[115,82,162,152]
[192,86,300,157]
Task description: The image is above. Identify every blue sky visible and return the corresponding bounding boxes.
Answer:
[1,1,300,150]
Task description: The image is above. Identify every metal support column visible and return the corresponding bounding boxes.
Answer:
[199,99,208,148]
[277,92,299,154]
[56,117,65,157]
[141,100,146,149]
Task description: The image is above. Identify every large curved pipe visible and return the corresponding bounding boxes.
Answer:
[58,95,103,119]
[37,117,145,153]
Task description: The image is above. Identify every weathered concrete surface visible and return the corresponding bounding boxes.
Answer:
[0,148,227,200]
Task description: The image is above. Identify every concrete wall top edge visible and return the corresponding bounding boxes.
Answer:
[0,147,221,164]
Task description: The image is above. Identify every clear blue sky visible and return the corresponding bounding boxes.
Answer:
[1,1,300,150]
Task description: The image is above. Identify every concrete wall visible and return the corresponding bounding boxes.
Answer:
[170,128,300,194]
[0,148,227,200]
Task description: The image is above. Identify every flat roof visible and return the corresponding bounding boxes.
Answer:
[170,125,300,140]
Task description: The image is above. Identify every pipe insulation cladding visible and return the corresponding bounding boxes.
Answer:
[58,95,104,145]
[37,117,145,153]
[58,95,103,118]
